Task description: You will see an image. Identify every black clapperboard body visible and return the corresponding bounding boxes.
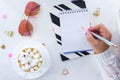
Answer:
[50,0,93,61]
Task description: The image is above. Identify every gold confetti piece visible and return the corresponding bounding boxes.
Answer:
[1,44,6,49]
[4,31,14,37]
[42,43,46,46]
[8,31,13,37]
[93,8,101,16]
[62,68,69,76]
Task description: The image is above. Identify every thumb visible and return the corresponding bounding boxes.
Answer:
[86,31,96,44]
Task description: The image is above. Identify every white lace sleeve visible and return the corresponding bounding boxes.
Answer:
[95,47,120,80]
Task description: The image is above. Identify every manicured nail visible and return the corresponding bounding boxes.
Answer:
[85,31,89,35]
[88,28,91,31]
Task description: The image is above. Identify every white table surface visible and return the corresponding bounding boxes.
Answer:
[0,0,120,80]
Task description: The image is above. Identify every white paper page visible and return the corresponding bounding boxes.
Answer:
[60,9,92,53]
[117,9,120,35]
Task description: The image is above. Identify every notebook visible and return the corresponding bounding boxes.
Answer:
[59,9,92,53]
[50,1,93,61]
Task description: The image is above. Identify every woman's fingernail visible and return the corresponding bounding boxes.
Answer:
[85,31,89,35]
[88,27,92,31]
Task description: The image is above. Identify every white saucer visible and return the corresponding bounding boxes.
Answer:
[12,41,51,79]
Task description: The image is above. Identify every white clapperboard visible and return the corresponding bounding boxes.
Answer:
[49,0,93,61]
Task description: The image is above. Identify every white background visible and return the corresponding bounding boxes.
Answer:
[0,0,120,80]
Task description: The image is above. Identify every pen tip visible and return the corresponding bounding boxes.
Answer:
[112,45,118,48]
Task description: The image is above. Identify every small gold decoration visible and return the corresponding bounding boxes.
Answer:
[1,44,6,49]
[42,43,46,46]
[62,68,69,76]
[4,31,14,37]
[93,8,101,16]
